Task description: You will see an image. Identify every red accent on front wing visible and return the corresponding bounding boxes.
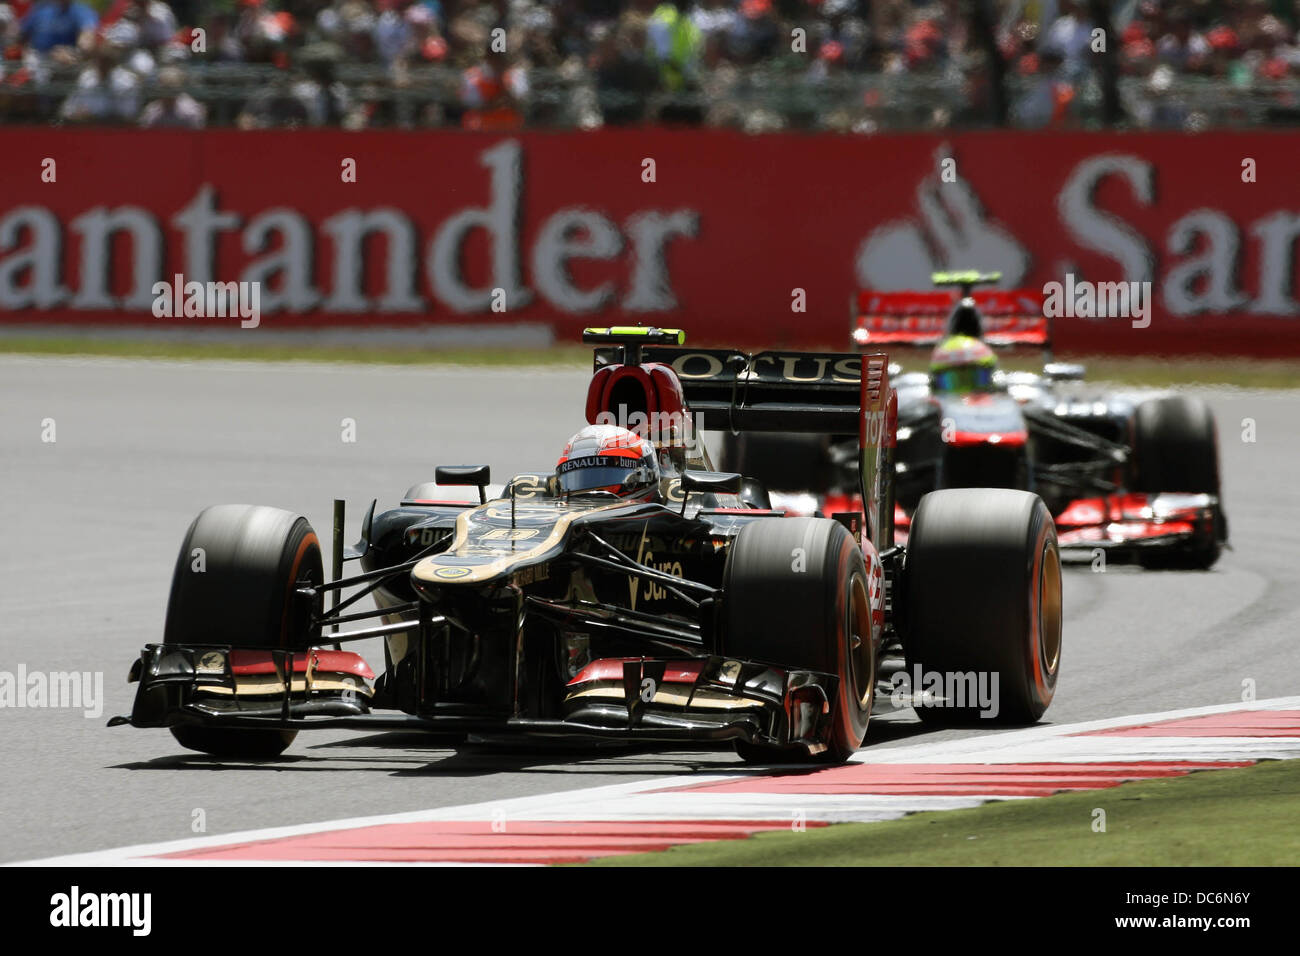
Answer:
[797,490,1211,549]
[948,429,1028,448]
[568,658,704,687]
[1057,522,1196,547]
[1056,492,1152,527]
[230,650,375,680]
[1054,492,1215,546]
[1056,492,1212,527]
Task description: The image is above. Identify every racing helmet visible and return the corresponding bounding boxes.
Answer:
[947,296,985,339]
[556,424,662,501]
[929,334,998,394]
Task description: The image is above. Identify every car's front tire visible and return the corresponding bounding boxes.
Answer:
[722,518,875,763]
[164,504,322,758]
[1130,396,1224,569]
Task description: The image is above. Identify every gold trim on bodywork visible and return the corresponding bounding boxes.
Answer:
[411,498,639,587]
[565,682,761,711]
[196,674,372,697]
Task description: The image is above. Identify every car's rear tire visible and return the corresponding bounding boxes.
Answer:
[722,518,875,764]
[903,489,1061,725]
[1130,397,1223,569]
[164,504,322,758]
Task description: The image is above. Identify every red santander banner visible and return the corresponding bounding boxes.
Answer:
[1,128,1297,355]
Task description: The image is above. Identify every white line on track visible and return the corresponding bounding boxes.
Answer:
[16,696,1300,867]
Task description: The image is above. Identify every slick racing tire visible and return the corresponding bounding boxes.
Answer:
[722,518,874,764]
[1131,396,1220,495]
[1130,396,1224,570]
[164,504,323,758]
[903,489,1061,726]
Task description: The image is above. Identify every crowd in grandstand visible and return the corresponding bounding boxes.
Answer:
[1,1,1298,129]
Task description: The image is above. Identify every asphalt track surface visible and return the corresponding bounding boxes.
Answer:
[2,355,1299,863]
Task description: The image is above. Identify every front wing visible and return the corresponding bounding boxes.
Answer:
[111,644,843,755]
[1053,492,1224,556]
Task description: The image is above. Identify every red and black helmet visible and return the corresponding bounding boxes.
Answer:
[556,424,662,501]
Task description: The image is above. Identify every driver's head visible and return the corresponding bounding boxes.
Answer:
[930,334,998,394]
[556,424,662,501]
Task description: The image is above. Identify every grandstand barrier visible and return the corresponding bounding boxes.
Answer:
[2,128,1298,355]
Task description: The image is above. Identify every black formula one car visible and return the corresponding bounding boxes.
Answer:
[112,327,1063,764]
[721,272,1227,569]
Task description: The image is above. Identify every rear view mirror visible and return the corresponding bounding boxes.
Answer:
[681,471,743,495]
[435,465,491,503]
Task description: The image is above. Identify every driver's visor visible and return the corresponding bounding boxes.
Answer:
[932,365,995,392]
[556,455,645,494]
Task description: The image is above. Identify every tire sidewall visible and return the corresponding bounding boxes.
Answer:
[905,490,1061,725]
[163,505,323,758]
[1020,504,1060,720]
[826,534,873,757]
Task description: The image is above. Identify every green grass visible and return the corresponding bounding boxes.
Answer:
[999,354,1300,390]
[0,336,590,368]
[2,335,1298,387]
[584,759,1300,866]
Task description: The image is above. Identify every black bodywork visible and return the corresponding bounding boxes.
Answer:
[114,335,899,756]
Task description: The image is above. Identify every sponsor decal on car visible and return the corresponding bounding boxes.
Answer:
[431,566,472,580]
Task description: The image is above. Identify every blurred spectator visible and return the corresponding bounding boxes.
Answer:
[2,0,1298,130]
[458,42,527,129]
[903,16,944,73]
[400,4,447,64]
[20,0,96,61]
[372,0,409,66]
[236,66,310,127]
[647,1,701,90]
[1142,64,1190,129]
[647,0,703,123]
[1155,9,1209,72]
[138,62,203,126]
[726,0,778,65]
[690,0,734,45]
[1041,0,1094,78]
[296,41,350,124]
[1012,48,1073,128]
[101,0,177,53]
[60,41,138,122]
[592,18,656,124]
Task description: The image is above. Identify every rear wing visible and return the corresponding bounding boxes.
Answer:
[594,346,874,435]
[591,340,896,550]
[852,289,1051,351]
